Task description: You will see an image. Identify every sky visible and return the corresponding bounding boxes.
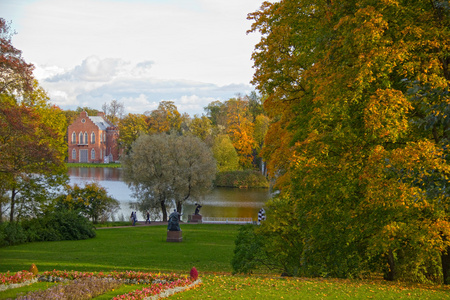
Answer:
[1,0,264,116]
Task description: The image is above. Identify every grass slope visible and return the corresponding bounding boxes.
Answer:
[1,224,450,299]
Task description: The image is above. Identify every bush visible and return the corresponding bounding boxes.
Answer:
[232,224,268,274]
[0,210,96,247]
[1,222,28,246]
[214,170,269,188]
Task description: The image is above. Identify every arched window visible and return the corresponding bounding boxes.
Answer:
[91,148,96,160]
[72,149,76,160]
[79,132,84,145]
[72,132,76,144]
[84,132,88,145]
[91,132,96,144]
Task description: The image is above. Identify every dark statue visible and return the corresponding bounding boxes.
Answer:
[194,203,202,215]
[168,209,182,231]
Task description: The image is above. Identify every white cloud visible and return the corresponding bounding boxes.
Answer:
[2,0,263,115]
[39,56,254,115]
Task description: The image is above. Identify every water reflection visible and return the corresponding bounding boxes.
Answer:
[68,167,271,221]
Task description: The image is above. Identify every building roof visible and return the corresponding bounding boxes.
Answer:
[88,116,113,130]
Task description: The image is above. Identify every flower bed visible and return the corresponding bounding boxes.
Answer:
[0,270,202,299]
[17,277,122,300]
[0,271,34,286]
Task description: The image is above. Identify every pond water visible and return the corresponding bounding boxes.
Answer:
[68,167,271,222]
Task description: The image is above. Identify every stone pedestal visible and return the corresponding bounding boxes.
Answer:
[166,230,183,242]
[189,214,203,223]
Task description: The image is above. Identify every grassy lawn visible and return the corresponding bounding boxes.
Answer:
[1,224,449,299]
[0,224,238,273]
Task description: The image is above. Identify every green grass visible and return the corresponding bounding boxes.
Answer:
[1,224,449,299]
[0,224,238,273]
[171,275,450,300]
[0,282,58,299]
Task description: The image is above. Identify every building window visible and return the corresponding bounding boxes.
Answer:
[91,148,96,160]
[79,132,84,145]
[91,132,96,144]
[84,132,88,145]
[72,132,76,144]
[72,149,76,160]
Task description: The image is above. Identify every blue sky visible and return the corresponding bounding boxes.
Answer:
[1,0,263,116]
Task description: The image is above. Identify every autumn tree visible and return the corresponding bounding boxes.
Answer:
[0,20,67,222]
[244,0,450,282]
[145,101,182,134]
[224,98,256,169]
[118,113,147,154]
[0,86,67,222]
[188,114,213,142]
[76,106,99,116]
[0,18,34,95]
[122,133,216,221]
[56,183,119,224]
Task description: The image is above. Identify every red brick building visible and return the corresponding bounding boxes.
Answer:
[68,111,120,163]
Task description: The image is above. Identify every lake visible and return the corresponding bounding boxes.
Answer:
[68,167,271,222]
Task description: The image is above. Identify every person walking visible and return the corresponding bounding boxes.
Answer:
[146,211,151,224]
[133,211,137,226]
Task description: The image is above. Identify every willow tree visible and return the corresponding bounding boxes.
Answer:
[122,133,216,221]
[244,0,450,282]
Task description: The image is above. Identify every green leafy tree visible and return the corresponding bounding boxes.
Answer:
[188,114,213,142]
[204,100,226,126]
[122,133,216,221]
[212,134,240,172]
[57,183,119,224]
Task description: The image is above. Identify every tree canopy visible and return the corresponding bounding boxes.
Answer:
[122,133,216,221]
[0,19,67,222]
[237,0,450,283]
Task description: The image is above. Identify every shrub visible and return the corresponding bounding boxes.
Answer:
[29,264,38,275]
[0,222,27,246]
[232,224,268,274]
[214,170,269,188]
[0,210,96,248]
[190,267,198,281]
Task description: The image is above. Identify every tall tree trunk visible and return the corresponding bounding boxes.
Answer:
[442,236,450,284]
[176,201,182,214]
[384,249,396,281]
[9,187,17,223]
[160,194,167,222]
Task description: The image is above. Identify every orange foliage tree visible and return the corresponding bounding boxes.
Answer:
[245,0,450,282]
